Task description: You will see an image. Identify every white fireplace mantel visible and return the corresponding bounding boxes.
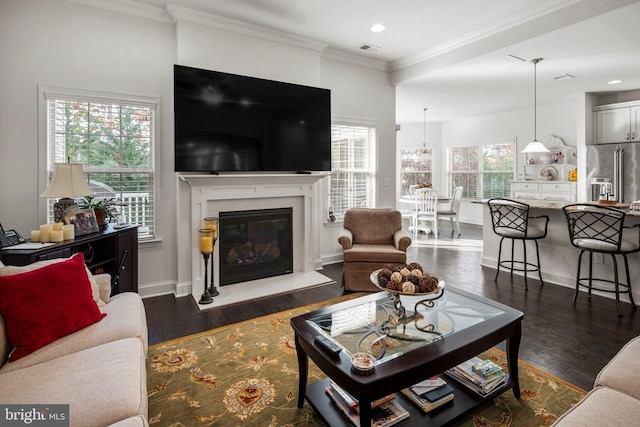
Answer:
[178,173,328,309]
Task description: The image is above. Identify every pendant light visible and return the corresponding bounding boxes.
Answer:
[420,107,430,157]
[521,58,550,154]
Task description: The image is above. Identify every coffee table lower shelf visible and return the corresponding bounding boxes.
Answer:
[305,376,514,426]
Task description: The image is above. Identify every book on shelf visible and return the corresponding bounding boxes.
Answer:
[445,356,507,396]
[325,386,410,427]
[401,383,454,413]
[329,380,395,412]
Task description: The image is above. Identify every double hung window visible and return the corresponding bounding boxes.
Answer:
[447,140,515,199]
[329,124,377,219]
[43,88,156,239]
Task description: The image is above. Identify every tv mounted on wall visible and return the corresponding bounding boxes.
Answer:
[174,65,331,173]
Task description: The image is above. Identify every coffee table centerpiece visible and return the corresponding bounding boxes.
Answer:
[370,262,444,322]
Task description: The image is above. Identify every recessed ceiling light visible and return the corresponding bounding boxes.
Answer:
[608,79,623,85]
[370,23,386,33]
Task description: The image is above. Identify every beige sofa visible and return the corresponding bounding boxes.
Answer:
[0,257,148,427]
[552,335,640,426]
[339,208,412,291]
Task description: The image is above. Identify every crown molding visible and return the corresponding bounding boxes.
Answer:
[390,0,581,72]
[321,48,389,72]
[166,4,329,53]
[67,0,173,23]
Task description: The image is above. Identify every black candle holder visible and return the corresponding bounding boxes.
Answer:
[209,239,219,297]
[203,217,220,300]
[198,227,214,305]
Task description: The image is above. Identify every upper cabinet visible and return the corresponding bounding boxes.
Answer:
[594,101,640,144]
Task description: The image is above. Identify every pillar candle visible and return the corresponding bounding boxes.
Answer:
[206,223,218,240]
[200,236,213,254]
[62,224,74,240]
[50,230,64,242]
[39,224,53,243]
[52,222,63,231]
[30,230,41,243]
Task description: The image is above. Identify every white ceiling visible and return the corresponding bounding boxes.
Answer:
[100,0,640,123]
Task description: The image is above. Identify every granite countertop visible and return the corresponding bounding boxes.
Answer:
[472,199,640,216]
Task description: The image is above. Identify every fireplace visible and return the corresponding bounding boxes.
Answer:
[219,208,293,285]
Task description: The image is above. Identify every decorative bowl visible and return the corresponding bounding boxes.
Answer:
[369,269,445,296]
[351,352,375,372]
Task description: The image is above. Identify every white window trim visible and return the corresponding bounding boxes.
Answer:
[37,84,160,238]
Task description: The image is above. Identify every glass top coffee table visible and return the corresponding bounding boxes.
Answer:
[290,287,523,426]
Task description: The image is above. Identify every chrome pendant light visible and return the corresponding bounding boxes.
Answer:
[521,58,550,154]
[420,107,429,156]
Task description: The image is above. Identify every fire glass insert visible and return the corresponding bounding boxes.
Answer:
[219,208,293,286]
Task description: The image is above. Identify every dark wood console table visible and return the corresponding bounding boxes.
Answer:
[1,225,138,294]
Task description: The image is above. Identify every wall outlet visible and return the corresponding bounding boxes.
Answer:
[594,253,604,264]
[383,178,391,186]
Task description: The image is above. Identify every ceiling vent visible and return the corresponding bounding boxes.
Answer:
[358,43,381,52]
[554,74,575,80]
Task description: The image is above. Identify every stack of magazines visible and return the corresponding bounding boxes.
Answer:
[445,357,507,396]
[325,380,409,427]
[401,376,454,413]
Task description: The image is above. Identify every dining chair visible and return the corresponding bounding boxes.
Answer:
[562,204,640,317]
[487,198,549,290]
[437,186,463,235]
[415,188,438,238]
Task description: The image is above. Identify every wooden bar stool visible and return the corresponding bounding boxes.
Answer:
[488,198,549,290]
[563,204,640,317]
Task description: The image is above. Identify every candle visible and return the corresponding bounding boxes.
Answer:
[200,236,213,254]
[205,222,218,239]
[62,224,75,240]
[52,222,63,231]
[50,230,64,242]
[30,230,41,243]
[39,224,53,243]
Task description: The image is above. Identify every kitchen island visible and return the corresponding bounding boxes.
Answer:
[475,199,640,307]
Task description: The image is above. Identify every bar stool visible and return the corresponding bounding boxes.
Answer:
[562,204,640,317]
[488,198,549,290]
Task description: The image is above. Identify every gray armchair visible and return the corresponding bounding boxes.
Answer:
[338,208,412,291]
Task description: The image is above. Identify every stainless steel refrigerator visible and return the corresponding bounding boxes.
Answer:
[587,142,640,203]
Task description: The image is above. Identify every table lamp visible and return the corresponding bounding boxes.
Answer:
[40,162,94,223]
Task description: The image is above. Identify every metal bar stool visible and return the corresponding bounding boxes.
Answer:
[488,198,549,290]
[563,204,640,317]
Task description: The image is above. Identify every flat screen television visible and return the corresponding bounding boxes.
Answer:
[174,65,331,173]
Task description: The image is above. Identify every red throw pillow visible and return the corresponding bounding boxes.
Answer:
[0,253,106,362]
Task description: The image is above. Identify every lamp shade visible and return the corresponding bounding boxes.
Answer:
[521,141,550,153]
[40,163,94,198]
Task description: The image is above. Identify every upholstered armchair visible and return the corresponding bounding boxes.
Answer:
[338,208,412,291]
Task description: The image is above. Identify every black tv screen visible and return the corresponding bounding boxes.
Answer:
[174,65,331,173]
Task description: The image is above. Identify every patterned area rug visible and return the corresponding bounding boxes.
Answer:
[147,294,586,426]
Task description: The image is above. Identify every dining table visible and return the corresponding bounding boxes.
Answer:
[398,193,452,235]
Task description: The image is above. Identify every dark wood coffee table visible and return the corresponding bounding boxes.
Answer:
[290,287,523,426]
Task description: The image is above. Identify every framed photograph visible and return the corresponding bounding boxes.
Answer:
[64,208,100,236]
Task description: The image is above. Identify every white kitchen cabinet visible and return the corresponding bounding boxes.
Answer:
[510,180,577,202]
[594,101,640,144]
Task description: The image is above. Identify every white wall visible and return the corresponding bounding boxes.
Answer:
[0,0,396,295]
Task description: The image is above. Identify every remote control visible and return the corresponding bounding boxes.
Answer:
[314,335,342,355]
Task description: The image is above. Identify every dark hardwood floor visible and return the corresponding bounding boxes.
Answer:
[143,223,640,391]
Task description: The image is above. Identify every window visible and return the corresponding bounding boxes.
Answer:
[447,140,515,199]
[44,88,156,239]
[400,147,433,195]
[329,124,377,219]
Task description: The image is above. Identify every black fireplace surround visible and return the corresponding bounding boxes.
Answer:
[219,208,293,286]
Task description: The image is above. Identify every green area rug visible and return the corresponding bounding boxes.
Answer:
[147,294,586,426]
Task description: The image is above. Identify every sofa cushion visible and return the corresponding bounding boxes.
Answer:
[552,386,640,426]
[0,252,104,306]
[1,292,147,373]
[0,338,147,427]
[595,335,640,400]
[108,416,149,427]
[0,253,106,362]
[343,244,408,263]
